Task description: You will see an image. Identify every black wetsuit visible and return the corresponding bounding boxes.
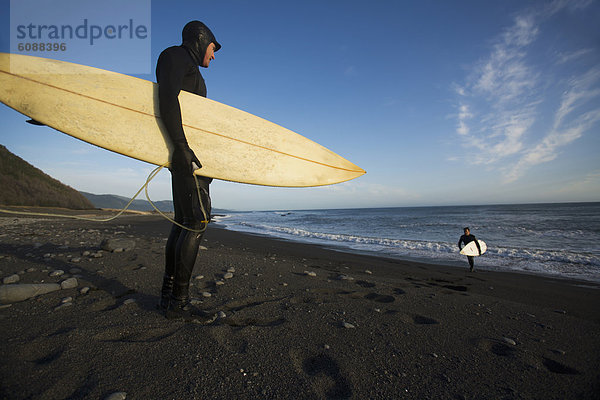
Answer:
[458,234,481,271]
[156,21,220,306]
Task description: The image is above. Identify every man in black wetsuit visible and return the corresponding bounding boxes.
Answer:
[458,227,481,272]
[156,20,221,322]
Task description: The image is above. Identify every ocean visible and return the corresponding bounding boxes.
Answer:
[213,202,600,283]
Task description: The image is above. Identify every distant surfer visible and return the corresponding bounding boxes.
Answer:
[156,20,221,322]
[458,227,481,272]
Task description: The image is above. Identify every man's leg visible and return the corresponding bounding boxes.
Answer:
[159,177,184,309]
[467,256,474,272]
[166,174,213,321]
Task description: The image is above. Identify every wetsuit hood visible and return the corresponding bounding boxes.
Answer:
[181,20,221,66]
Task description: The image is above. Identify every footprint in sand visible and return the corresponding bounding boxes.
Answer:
[542,357,580,375]
[363,293,395,303]
[34,347,65,365]
[303,353,353,399]
[475,338,580,375]
[442,284,468,292]
[354,280,376,288]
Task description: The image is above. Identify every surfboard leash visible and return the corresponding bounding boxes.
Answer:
[0,164,210,234]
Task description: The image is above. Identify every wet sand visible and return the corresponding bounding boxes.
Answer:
[1,210,599,399]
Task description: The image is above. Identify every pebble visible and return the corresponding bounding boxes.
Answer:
[227,267,236,273]
[215,280,225,286]
[336,274,354,281]
[223,272,234,279]
[70,257,82,263]
[54,302,72,311]
[194,275,204,280]
[365,270,373,275]
[101,238,136,252]
[201,292,212,298]
[104,392,127,400]
[61,278,78,290]
[217,311,226,318]
[551,349,566,355]
[199,246,208,251]
[82,251,91,257]
[3,274,20,284]
[80,287,90,295]
[503,337,517,346]
[304,271,317,277]
[62,296,73,303]
[26,267,36,273]
[342,322,355,329]
[123,298,136,305]
[49,270,65,277]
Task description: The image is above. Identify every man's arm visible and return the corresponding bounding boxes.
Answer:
[157,50,188,146]
[156,50,202,172]
[474,237,481,255]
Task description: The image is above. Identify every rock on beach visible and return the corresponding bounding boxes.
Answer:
[60,277,79,290]
[0,283,61,304]
[2,274,20,284]
[101,238,136,252]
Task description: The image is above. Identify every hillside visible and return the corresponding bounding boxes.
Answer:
[0,145,94,209]
[79,192,229,215]
[80,192,174,212]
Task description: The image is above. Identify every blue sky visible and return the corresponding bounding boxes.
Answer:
[1,0,599,210]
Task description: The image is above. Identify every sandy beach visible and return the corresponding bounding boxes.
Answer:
[1,209,599,399]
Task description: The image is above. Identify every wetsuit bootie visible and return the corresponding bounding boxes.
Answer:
[165,297,217,324]
[158,274,174,310]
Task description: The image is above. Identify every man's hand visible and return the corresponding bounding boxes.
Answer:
[171,144,202,175]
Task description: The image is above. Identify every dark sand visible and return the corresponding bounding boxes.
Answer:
[1,210,599,399]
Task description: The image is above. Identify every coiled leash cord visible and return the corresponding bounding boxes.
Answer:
[0,164,209,234]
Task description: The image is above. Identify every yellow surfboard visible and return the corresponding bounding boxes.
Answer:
[0,53,365,187]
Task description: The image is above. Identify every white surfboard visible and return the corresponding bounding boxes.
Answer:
[459,240,487,256]
[0,53,365,187]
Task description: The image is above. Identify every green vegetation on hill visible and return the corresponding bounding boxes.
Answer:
[0,144,94,209]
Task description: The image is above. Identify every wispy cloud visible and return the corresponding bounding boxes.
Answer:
[556,48,594,64]
[454,1,600,183]
[504,70,600,182]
